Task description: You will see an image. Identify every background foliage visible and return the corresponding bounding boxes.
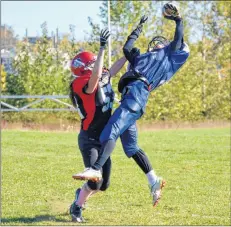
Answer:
[1,1,230,124]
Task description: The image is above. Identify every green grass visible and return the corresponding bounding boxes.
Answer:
[1,128,230,225]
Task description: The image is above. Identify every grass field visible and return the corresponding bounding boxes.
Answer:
[1,128,230,226]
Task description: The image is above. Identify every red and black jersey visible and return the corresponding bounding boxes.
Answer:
[70,71,114,139]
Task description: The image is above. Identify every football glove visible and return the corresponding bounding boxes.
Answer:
[128,15,148,40]
[163,3,181,21]
[139,15,148,26]
[100,29,110,49]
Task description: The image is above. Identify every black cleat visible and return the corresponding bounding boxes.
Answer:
[74,188,81,201]
[70,202,84,223]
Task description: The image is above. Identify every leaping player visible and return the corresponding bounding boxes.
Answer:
[73,2,190,208]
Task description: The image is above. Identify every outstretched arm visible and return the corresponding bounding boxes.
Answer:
[171,19,184,51]
[86,29,110,94]
[109,56,127,77]
[123,15,148,65]
[163,2,184,51]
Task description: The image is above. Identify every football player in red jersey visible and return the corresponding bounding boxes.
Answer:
[69,29,127,222]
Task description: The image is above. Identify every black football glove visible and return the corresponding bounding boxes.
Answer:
[163,3,181,21]
[100,29,110,49]
[128,15,148,40]
[139,15,148,27]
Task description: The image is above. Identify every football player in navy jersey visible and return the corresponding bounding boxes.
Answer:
[74,3,190,208]
[69,29,127,222]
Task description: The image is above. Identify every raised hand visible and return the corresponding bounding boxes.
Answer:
[163,2,181,21]
[127,15,148,40]
[100,29,110,49]
[135,15,148,35]
[139,15,148,26]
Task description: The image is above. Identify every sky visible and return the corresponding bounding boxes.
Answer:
[1,1,103,41]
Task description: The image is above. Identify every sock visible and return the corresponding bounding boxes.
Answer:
[76,183,96,207]
[146,170,158,186]
[81,190,99,205]
[93,140,116,170]
[88,189,99,198]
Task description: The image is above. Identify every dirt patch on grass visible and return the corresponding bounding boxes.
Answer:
[137,120,230,131]
[1,120,230,132]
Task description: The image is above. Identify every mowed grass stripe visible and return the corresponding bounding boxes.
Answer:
[1,128,230,226]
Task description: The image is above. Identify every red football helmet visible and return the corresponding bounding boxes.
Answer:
[71,51,97,77]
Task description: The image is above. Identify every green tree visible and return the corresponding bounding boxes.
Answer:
[187,1,230,120]
[87,1,230,121]
[4,22,76,123]
[1,64,7,92]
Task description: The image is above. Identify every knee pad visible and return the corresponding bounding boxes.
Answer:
[87,179,103,191]
[100,181,110,191]
[123,146,140,158]
[122,98,142,113]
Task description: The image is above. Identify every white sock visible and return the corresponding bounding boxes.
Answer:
[76,183,97,207]
[146,170,158,186]
[85,189,99,202]
[89,189,99,197]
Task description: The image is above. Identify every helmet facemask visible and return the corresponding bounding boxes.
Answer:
[84,59,96,71]
[147,36,170,52]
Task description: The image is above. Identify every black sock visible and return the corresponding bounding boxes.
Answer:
[93,140,116,170]
[132,149,153,174]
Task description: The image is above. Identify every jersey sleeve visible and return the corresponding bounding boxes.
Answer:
[169,42,190,73]
[72,77,97,130]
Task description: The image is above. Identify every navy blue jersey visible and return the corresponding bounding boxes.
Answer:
[132,42,190,91]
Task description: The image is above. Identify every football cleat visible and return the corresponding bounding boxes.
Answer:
[150,177,166,207]
[72,167,102,182]
[69,202,84,223]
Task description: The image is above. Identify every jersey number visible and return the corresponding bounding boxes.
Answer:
[102,84,113,112]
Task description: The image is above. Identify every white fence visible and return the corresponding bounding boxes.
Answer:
[1,95,120,112]
[0,95,75,112]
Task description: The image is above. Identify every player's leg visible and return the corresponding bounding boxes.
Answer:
[100,157,112,191]
[74,158,112,209]
[93,97,143,170]
[72,101,142,181]
[78,132,103,201]
[120,123,166,207]
[77,156,111,202]
[70,131,103,222]
[120,123,158,184]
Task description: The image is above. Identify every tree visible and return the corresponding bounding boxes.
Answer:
[4,22,75,123]
[186,1,230,120]
[1,64,7,92]
[86,1,230,121]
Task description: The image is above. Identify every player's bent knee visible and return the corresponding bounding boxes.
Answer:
[122,98,142,113]
[124,148,139,158]
[122,140,140,158]
[87,180,103,191]
[99,182,110,191]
